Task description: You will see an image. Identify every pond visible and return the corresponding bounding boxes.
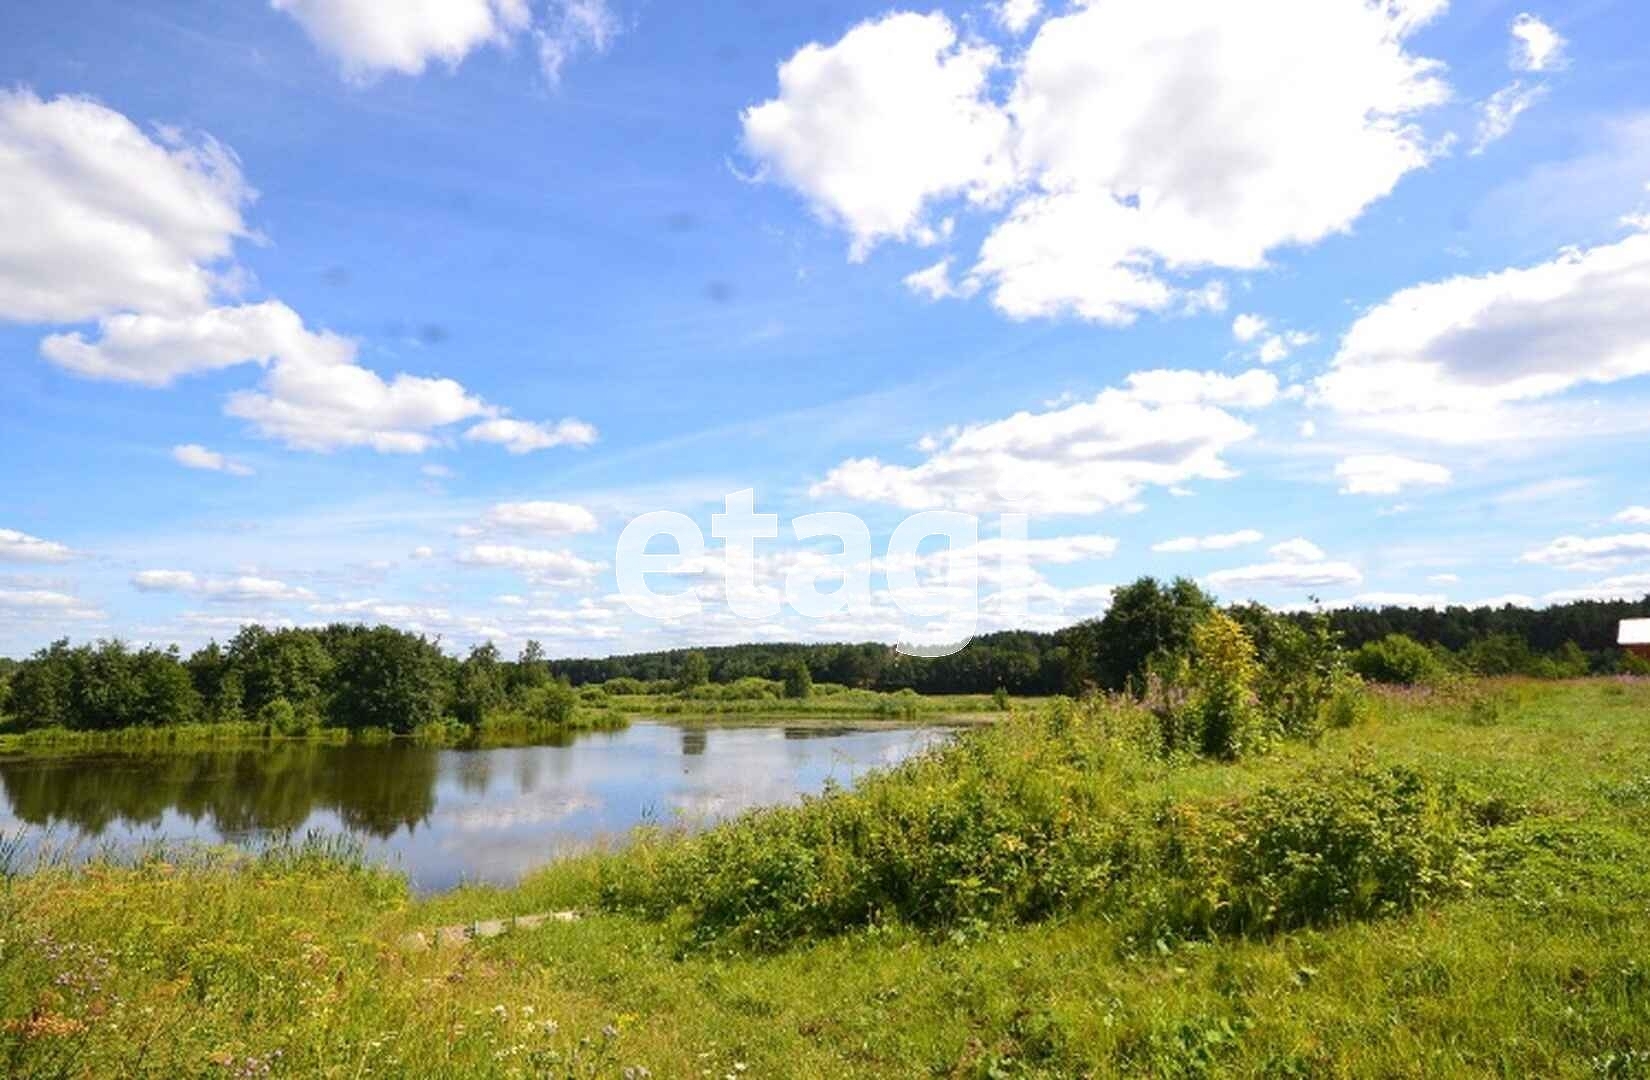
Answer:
[0,720,955,892]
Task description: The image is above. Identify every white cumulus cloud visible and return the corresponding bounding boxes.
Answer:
[479,501,599,535]
[1152,530,1264,553]
[132,570,314,603]
[1522,533,1650,573]
[0,89,253,324]
[172,443,253,477]
[811,369,1275,514]
[0,528,75,564]
[744,1,1449,323]
[1510,13,1566,73]
[272,0,532,79]
[457,544,606,586]
[0,589,103,620]
[742,12,1013,260]
[1315,229,1650,442]
[1335,454,1452,495]
[464,417,598,454]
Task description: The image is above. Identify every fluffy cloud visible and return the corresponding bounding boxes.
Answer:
[1205,537,1363,595]
[742,12,1012,260]
[1510,13,1566,73]
[1232,314,1268,343]
[0,89,252,323]
[457,544,605,586]
[1543,573,1650,605]
[42,301,350,386]
[464,417,598,454]
[1315,230,1650,441]
[1335,454,1452,495]
[0,589,103,620]
[1269,538,1327,563]
[10,94,594,460]
[172,443,253,477]
[227,348,492,453]
[132,570,315,602]
[904,258,979,301]
[0,528,74,563]
[479,501,599,535]
[1616,507,1650,525]
[993,0,1042,35]
[277,0,621,85]
[1521,533,1650,572]
[272,0,531,78]
[47,298,551,453]
[744,1,1448,322]
[812,369,1274,514]
[1152,530,1264,554]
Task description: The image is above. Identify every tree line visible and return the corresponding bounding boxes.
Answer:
[0,624,577,736]
[1,583,1645,733]
[549,584,1650,694]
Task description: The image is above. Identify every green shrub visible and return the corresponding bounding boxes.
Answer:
[782,659,813,700]
[1147,762,1476,938]
[596,701,1479,952]
[521,681,578,726]
[1320,671,1369,729]
[1461,633,1535,676]
[1351,634,1443,685]
[602,676,647,695]
[1186,612,1266,760]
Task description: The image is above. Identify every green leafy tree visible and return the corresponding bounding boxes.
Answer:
[781,658,813,700]
[228,626,334,722]
[453,642,507,727]
[676,650,711,693]
[186,642,244,723]
[508,639,551,700]
[327,625,447,733]
[128,646,203,728]
[7,639,74,730]
[1062,576,1214,693]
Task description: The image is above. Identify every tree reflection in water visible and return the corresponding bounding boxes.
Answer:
[0,743,441,839]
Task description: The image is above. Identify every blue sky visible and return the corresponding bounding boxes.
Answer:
[2,0,1649,657]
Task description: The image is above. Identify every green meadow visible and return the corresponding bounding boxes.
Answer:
[4,678,1648,1078]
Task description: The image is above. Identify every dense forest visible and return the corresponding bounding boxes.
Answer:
[1,580,1646,734]
[549,584,1650,693]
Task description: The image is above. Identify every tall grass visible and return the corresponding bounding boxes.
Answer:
[1,680,1647,1077]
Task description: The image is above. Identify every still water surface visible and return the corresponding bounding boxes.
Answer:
[0,721,952,892]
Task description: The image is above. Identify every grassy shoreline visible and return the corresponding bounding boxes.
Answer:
[0,691,1010,756]
[3,679,1648,1076]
